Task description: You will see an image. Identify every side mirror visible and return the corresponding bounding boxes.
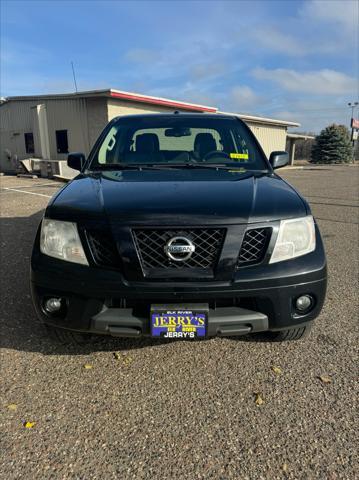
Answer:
[67,152,86,171]
[269,151,289,170]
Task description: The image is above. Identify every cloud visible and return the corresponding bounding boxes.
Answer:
[252,68,357,95]
[248,0,358,57]
[125,48,161,64]
[1,39,51,66]
[249,25,345,56]
[251,28,306,56]
[273,107,351,134]
[1,0,357,134]
[0,39,55,96]
[121,40,235,99]
[189,63,225,81]
[227,85,262,112]
[300,0,358,35]
[259,93,352,133]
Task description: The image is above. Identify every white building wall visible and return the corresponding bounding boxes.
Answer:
[0,100,40,171]
[86,97,108,152]
[107,101,288,159]
[36,104,51,159]
[45,98,89,159]
[107,98,190,121]
[246,122,287,158]
[0,98,90,170]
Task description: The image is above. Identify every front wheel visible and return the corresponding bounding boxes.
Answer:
[265,324,312,342]
[45,325,96,345]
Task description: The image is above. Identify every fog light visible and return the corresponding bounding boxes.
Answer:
[44,298,62,313]
[295,295,313,312]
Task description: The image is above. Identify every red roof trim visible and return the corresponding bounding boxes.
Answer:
[110,91,217,112]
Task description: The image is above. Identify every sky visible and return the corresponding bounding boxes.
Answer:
[1,0,358,132]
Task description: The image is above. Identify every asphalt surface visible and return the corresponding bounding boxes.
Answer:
[0,166,358,479]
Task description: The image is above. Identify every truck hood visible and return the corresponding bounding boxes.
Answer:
[48,169,308,225]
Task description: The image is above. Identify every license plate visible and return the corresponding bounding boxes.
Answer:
[151,304,208,339]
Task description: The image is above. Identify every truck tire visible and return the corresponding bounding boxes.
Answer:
[267,324,312,342]
[45,325,95,345]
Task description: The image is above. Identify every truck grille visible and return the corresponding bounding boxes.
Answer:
[86,230,121,268]
[133,228,225,271]
[237,228,272,267]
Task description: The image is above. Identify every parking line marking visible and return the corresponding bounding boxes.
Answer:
[316,217,359,225]
[2,187,52,198]
[0,183,59,189]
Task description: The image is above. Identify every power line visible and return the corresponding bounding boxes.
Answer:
[284,107,349,112]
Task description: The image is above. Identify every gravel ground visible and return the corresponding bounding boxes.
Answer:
[0,166,358,480]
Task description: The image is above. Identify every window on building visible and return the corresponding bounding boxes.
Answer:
[24,132,35,154]
[56,130,69,154]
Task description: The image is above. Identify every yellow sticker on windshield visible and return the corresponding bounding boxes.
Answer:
[230,153,249,160]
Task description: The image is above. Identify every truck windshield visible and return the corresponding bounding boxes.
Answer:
[89,116,268,170]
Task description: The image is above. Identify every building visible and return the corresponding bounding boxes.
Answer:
[0,89,300,173]
[286,133,316,164]
[221,112,300,159]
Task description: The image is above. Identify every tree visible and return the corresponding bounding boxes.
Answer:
[311,124,353,164]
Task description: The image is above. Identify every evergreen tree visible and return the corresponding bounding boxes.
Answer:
[311,124,353,164]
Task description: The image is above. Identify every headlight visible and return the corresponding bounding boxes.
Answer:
[40,218,88,265]
[269,215,316,264]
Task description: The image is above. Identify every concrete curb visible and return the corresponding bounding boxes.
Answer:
[53,175,72,183]
[17,173,39,179]
[280,166,305,171]
[282,164,358,171]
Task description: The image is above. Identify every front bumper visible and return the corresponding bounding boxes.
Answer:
[30,243,327,337]
[91,305,269,337]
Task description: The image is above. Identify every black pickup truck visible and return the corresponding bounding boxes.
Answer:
[31,113,327,344]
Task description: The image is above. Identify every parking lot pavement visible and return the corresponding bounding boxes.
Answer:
[1,166,358,480]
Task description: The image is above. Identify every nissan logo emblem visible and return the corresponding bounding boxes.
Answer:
[164,236,195,262]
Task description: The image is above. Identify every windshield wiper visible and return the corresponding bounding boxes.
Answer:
[89,163,268,173]
[89,163,174,171]
[149,163,269,172]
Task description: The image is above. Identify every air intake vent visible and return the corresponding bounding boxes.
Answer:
[237,228,272,267]
[86,230,121,268]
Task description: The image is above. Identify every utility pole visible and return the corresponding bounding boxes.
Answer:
[348,101,358,118]
[348,102,359,163]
